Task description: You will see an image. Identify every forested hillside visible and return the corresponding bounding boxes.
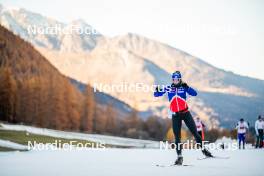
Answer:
[0,25,170,140]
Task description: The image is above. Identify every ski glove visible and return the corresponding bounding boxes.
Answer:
[171,83,176,88]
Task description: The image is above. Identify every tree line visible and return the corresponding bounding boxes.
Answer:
[0,24,166,141]
[0,67,171,140]
[5,24,250,143]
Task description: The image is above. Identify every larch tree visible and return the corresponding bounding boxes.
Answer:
[0,67,17,122]
[80,85,95,132]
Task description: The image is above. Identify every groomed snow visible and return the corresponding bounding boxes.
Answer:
[0,148,263,176]
[0,139,28,150]
[0,123,159,148]
[1,123,263,176]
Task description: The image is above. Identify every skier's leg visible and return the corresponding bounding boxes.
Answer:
[242,133,245,149]
[259,130,263,148]
[201,129,205,141]
[183,111,213,157]
[256,134,259,148]
[198,131,202,139]
[239,133,245,149]
[238,134,242,149]
[172,114,182,156]
[183,112,202,147]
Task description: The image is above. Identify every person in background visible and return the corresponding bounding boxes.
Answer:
[195,117,206,140]
[255,115,264,148]
[235,118,249,149]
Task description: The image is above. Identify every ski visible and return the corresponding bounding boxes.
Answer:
[156,164,193,167]
[197,156,230,160]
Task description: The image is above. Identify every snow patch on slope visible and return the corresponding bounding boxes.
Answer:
[0,139,28,150]
[0,123,159,148]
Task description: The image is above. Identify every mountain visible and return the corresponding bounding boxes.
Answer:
[0,5,101,52]
[70,78,132,116]
[1,4,263,128]
[0,23,84,130]
[38,33,263,128]
[0,24,134,133]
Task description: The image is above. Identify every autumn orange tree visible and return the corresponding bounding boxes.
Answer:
[0,67,17,122]
[80,86,95,132]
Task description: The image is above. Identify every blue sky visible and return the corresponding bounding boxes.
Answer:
[1,0,264,80]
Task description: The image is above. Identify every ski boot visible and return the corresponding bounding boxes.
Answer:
[174,156,183,165]
[202,148,213,158]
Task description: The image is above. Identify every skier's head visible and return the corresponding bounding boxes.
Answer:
[196,117,200,121]
[172,71,182,84]
[240,118,244,122]
[258,115,262,120]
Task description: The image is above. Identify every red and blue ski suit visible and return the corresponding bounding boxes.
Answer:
[154,84,197,113]
[154,83,204,156]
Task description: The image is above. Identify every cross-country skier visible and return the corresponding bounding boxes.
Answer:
[235,118,249,149]
[154,71,213,165]
[255,115,264,148]
[195,117,206,140]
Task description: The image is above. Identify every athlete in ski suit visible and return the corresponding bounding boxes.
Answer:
[195,117,206,140]
[255,115,264,148]
[235,118,249,149]
[154,71,213,165]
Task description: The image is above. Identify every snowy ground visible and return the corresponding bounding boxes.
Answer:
[1,123,263,176]
[0,123,159,148]
[0,148,264,176]
[0,139,28,150]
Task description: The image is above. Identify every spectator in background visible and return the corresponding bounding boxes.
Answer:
[255,115,264,148]
[195,117,206,140]
[236,118,249,149]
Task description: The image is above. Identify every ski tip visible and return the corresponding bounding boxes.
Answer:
[197,156,230,160]
[156,164,193,167]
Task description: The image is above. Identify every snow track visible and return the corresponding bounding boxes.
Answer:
[0,123,159,148]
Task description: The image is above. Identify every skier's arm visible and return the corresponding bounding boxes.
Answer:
[245,122,249,129]
[202,122,206,129]
[255,121,259,136]
[235,123,239,129]
[245,122,249,132]
[186,87,198,96]
[181,82,197,96]
[154,86,166,97]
